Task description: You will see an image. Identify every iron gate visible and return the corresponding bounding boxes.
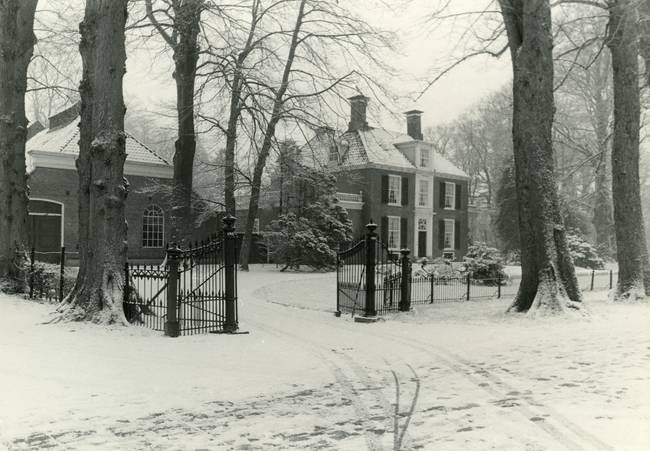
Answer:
[336,222,410,317]
[124,216,239,336]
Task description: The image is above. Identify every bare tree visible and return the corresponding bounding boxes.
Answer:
[607,0,650,299]
[57,0,130,323]
[0,0,39,290]
[498,0,584,314]
[143,0,205,243]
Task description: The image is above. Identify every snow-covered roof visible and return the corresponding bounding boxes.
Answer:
[298,126,468,178]
[26,119,169,166]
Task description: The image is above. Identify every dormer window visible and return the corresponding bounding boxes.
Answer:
[420,149,430,168]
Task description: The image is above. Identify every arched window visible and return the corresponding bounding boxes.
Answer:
[142,205,164,248]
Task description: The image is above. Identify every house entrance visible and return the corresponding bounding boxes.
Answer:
[28,199,63,263]
[417,218,428,257]
[418,231,427,257]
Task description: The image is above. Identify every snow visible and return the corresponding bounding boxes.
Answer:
[1,265,649,450]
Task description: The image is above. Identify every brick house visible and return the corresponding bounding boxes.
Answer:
[244,95,470,260]
[25,104,177,263]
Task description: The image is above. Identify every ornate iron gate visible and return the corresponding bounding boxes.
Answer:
[124,216,239,336]
[336,222,411,317]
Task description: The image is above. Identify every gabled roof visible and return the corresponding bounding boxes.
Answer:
[298,126,469,179]
[26,119,169,166]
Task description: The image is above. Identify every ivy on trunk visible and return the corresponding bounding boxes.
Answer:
[56,0,129,324]
[0,0,38,291]
[498,0,584,315]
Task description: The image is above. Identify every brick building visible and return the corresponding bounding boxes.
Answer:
[242,95,470,260]
[25,104,175,263]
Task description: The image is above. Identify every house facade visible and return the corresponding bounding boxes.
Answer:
[25,104,177,263]
[246,95,470,260]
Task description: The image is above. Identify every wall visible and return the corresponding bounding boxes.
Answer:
[28,167,175,263]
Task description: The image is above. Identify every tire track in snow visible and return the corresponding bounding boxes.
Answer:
[374,330,615,451]
[249,319,386,451]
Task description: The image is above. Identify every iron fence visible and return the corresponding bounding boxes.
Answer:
[337,225,619,319]
[123,216,239,337]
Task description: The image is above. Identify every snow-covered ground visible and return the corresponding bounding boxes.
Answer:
[1,265,648,450]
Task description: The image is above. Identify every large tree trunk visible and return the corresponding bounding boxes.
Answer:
[608,0,650,300]
[58,0,129,323]
[0,0,38,291]
[498,0,583,315]
[169,1,201,244]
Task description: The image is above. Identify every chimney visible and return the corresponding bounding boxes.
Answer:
[348,95,369,132]
[26,121,45,140]
[405,110,424,141]
[48,101,81,130]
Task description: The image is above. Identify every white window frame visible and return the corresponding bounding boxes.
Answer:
[387,175,401,206]
[444,182,456,210]
[419,148,430,168]
[443,218,455,250]
[418,179,430,207]
[142,205,165,248]
[28,198,65,247]
[388,216,401,250]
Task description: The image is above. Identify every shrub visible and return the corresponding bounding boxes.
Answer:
[28,262,76,301]
[566,231,605,270]
[463,243,506,285]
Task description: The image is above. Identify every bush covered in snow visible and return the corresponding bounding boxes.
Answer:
[266,202,353,271]
[463,243,506,285]
[28,262,76,301]
[566,230,605,270]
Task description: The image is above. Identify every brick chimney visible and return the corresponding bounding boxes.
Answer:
[348,95,369,132]
[405,110,423,141]
[48,101,81,130]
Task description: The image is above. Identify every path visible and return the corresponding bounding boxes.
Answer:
[1,266,648,450]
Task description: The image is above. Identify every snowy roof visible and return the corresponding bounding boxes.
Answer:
[298,126,468,178]
[26,117,169,167]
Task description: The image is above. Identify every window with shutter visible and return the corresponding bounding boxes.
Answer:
[454,220,461,249]
[387,175,401,205]
[438,220,445,249]
[387,216,401,249]
[401,177,409,205]
[381,216,389,243]
[381,175,389,204]
[443,219,454,249]
[438,182,445,209]
[400,217,407,248]
[455,184,462,210]
[444,182,456,209]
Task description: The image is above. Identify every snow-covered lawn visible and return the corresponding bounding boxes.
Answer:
[1,265,648,450]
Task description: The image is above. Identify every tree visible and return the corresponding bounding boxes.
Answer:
[236,0,392,271]
[144,0,204,244]
[0,0,39,291]
[266,160,352,271]
[57,0,130,323]
[607,0,650,299]
[498,0,583,314]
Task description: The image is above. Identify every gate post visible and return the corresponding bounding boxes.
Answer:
[29,247,35,299]
[223,215,239,332]
[365,222,377,317]
[59,246,65,302]
[165,244,181,337]
[399,249,412,312]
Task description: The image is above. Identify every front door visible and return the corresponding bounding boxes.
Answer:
[418,231,427,257]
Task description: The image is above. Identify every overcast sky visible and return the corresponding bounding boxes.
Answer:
[122,0,512,134]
